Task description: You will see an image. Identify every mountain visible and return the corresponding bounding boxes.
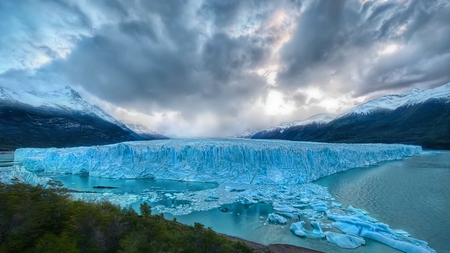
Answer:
[253,113,336,138]
[252,83,450,149]
[234,129,259,138]
[124,122,168,140]
[0,86,165,150]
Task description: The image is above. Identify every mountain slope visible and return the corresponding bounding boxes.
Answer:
[0,86,164,150]
[253,83,450,149]
[124,122,168,140]
[253,113,336,138]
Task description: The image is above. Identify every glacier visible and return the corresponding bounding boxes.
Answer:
[0,165,51,186]
[14,139,422,184]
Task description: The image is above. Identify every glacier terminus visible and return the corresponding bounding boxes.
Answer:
[14,139,422,184]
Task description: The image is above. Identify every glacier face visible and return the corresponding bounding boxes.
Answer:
[14,139,422,184]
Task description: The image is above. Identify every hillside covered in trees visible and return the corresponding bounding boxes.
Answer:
[0,182,253,253]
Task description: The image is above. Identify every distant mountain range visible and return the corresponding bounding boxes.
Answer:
[0,86,166,150]
[252,83,450,149]
[123,122,168,140]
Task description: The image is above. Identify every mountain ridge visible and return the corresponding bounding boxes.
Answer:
[252,83,450,149]
[0,86,166,150]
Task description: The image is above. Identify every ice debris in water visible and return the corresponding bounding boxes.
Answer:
[267,213,287,225]
[327,210,436,253]
[324,231,365,249]
[14,139,422,184]
[290,221,307,237]
[0,166,51,186]
[0,166,437,253]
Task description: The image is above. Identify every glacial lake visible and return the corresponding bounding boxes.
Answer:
[163,151,450,253]
[5,151,449,253]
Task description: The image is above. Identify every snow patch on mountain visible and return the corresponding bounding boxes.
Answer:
[260,114,336,134]
[124,122,167,139]
[234,129,259,138]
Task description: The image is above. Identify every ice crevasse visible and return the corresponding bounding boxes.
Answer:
[14,139,422,184]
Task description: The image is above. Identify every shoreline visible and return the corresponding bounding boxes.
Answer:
[222,234,323,253]
[0,151,14,154]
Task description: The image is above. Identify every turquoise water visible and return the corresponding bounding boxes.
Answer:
[46,174,218,194]
[164,152,450,253]
[24,152,450,253]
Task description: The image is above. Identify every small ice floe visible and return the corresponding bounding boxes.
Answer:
[324,231,365,249]
[267,213,287,224]
[393,229,410,237]
[241,196,256,205]
[276,212,300,220]
[311,202,327,212]
[273,203,296,213]
[332,202,342,208]
[299,198,310,204]
[311,221,325,238]
[205,193,219,202]
[290,221,307,237]
[348,205,368,215]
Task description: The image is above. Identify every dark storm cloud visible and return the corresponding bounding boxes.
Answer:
[203,33,269,81]
[34,0,272,118]
[277,0,450,96]
[2,0,450,136]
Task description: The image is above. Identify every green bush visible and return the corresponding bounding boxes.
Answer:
[0,182,253,253]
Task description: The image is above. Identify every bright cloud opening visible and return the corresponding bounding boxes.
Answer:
[380,44,399,55]
[263,90,296,115]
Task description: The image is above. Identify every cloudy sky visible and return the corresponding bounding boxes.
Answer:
[1,0,450,137]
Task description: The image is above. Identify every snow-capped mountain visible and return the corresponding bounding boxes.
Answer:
[339,83,450,118]
[263,114,336,133]
[234,129,259,138]
[0,86,135,134]
[253,83,450,149]
[0,86,165,150]
[124,122,168,140]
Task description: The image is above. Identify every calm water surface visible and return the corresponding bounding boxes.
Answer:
[46,174,218,193]
[315,151,450,253]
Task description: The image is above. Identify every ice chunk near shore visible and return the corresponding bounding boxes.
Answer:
[324,231,365,249]
[273,203,296,213]
[311,221,325,238]
[267,213,287,224]
[328,213,436,253]
[0,166,50,185]
[241,196,256,205]
[311,202,327,212]
[290,221,307,237]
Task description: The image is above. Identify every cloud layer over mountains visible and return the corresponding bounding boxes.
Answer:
[1,0,449,137]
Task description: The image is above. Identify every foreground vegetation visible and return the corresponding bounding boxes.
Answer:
[0,182,253,253]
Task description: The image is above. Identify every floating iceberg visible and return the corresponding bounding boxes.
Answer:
[290,221,307,237]
[15,139,422,184]
[328,212,436,253]
[324,231,365,249]
[267,213,287,224]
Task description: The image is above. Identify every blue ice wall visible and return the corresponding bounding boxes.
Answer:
[14,139,422,184]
